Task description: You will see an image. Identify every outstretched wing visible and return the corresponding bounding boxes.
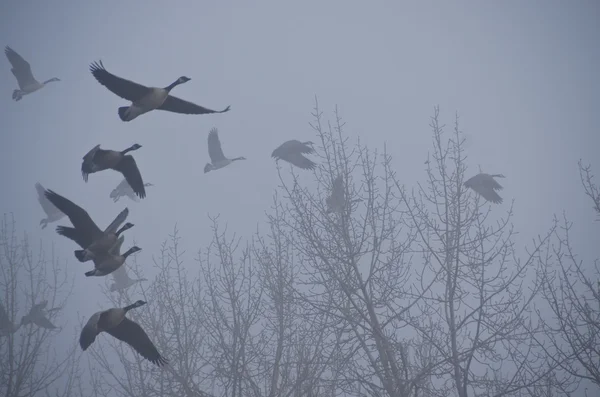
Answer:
[33,315,57,329]
[89,61,150,101]
[285,153,316,170]
[35,183,60,216]
[107,317,168,366]
[157,95,230,115]
[104,207,129,234]
[5,46,37,88]
[45,190,103,241]
[115,157,146,199]
[207,128,226,163]
[80,312,101,350]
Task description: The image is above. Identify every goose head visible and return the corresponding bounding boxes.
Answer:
[165,76,191,91]
[121,144,142,155]
[123,246,142,258]
[232,156,247,162]
[116,222,135,236]
[124,299,147,312]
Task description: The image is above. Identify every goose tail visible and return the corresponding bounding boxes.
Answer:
[84,270,96,277]
[118,107,131,121]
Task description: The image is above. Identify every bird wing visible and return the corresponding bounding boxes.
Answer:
[285,152,317,170]
[489,179,503,191]
[44,190,104,241]
[33,315,57,329]
[80,312,101,350]
[157,95,230,115]
[89,61,150,102]
[106,317,168,366]
[56,226,90,248]
[114,157,146,199]
[95,236,124,268]
[4,46,37,88]
[36,183,60,216]
[104,207,129,234]
[111,263,132,285]
[474,187,503,204]
[207,128,226,163]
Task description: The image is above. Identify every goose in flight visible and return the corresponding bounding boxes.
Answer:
[82,143,147,199]
[44,189,133,262]
[110,263,148,293]
[110,179,154,203]
[89,60,230,122]
[204,128,246,173]
[4,46,60,101]
[20,300,59,330]
[36,182,65,229]
[0,301,21,336]
[464,173,505,204]
[80,300,167,366]
[272,140,317,170]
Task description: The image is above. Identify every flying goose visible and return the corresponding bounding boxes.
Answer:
[0,301,20,336]
[464,173,506,204]
[43,189,133,261]
[80,300,167,366]
[107,240,148,291]
[271,140,317,170]
[85,245,141,277]
[20,300,59,330]
[36,182,65,229]
[82,144,147,199]
[4,46,60,101]
[204,128,246,173]
[110,178,154,203]
[89,60,230,122]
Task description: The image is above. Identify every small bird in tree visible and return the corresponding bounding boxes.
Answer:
[82,143,147,199]
[271,140,316,170]
[0,301,21,336]
[204,128,246,173]
[80,300,168,366]
[4,46,60,101]
[20,300,59,330]
[464,173,506,204]
[35,182,65,229]
[326,175,345,214]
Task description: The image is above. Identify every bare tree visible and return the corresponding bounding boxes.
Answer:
[533,161,600,395]
[0,214,81,397]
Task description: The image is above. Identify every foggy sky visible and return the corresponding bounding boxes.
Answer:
[0,0,598,389]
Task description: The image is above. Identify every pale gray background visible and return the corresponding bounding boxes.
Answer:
[0,0,598,383]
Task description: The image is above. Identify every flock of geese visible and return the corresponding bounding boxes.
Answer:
[2,45,507,368]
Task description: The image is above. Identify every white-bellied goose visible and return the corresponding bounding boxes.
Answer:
[85,245,141,277]
[0,301,20,336]
[4,46,60,101]
[204,128,246,173]
[110,178,154,203]
[82,144,147,199]
[80,300,167,366]
[464,173,506,204]
[36,182,65,229]
[20,300,59,330]
[272,140,317,170]
[108,241,147,291]
[43,189,133,261]
[89,60,230,122]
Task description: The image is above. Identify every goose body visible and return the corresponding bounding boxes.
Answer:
[82,143,147,199]
[4,46,60,101]
[464,173,505,204]
[89,61,230,122]
[204,128,246,173]
[272,140,317,170]
[85,246,141,277]
[80,300,167,366]
[110,179,154,203]
[20,300,58,330]
[0,301,21,336]
[43,189,132,261]
[36,182,65,229]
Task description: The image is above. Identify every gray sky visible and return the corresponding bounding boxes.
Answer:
[1,0,599,373]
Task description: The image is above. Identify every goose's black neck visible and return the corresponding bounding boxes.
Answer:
[123,302,139,312]
[164,80,181,92]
